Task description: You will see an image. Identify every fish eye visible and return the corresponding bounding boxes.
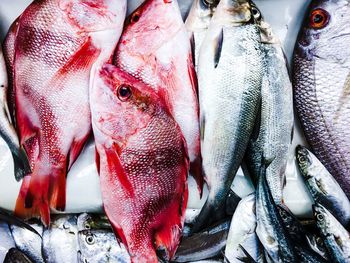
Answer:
[316,213,324,221]
[85,234,95,245]
[84,223,91,230]
[310,9,330,29]
[130,13,140,23]
[116,85,132,101]
[251,6,261,20]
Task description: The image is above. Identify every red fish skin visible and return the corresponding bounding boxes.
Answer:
[114,0,203,195]
[91,64,189,262]
[10,0,126,225]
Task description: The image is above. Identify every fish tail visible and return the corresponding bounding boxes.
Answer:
[189,156,204,197]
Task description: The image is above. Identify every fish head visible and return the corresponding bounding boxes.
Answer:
[296,0,350,62]
[296,146,314,178]
[185,0,220,32]
[119,0,183,57]
[77,213,111,231]
[211,0,252,26]
[313,203,333,235]
[78,230,116,259]
[59,0,127,32]
[91,64,167,147]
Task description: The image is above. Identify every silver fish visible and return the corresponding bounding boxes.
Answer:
[244,5,294,204]
[173,220,230,262]
[10,220,44,263]
[293,0,350,198]
[78,229,130,263]
[314,203,350,263]
[296,146,350,228]
[192,0,263,232]
[42,215,78,263]
[225,194,263,263]
[185,0,219,69]
[77,213,111,232]
[0,45,30,181]
[256,168,298,262]
[306,234,329,261]
[0,221,15,262]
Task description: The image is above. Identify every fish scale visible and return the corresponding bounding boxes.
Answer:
[293,0,350,198]
[91,65,189,262]
[4,0,127,225]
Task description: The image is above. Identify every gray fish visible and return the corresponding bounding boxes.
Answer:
[314,203,350,263]
[296,145,350,227]
[0,45,30,181]
[4,248,33,263]
[0,221,15,262]
[42,215,78,263]
[293,0,350,198]
[78,229,130,263]
[185,0,219,69]
[225,194,263,263]
[256,167,298,262]
[244,5,294,204]
[173,220,230,262]
[192,0,263,232]
[10,220,44,263]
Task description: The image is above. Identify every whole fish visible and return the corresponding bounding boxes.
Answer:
[4,248,33,263]
[192,0,263,232]
[78,229,130,263]
[244,6,293,204]
[185,0,219,69]
[90,64,189,262]
[277,205,329,262]
[296,145,350,228]
[10,220,44,263]
[5,0,126,225]
[173,220,230,262]
[314,203,350,263]
[114,0,203,193]
[256,167,297,262]
[225,194,263,263]
[42,215,78,263]
[0,221,15,263]
[293,0,350,198]
[0,45,30,181]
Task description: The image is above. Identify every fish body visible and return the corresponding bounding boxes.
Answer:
[42,215,78,263]
[4,248,33,263]
[0,45,30,181]
[78,229,130,263]
[91,64,189,262]
[225,194,263,263]
[244,10,293,203]
[10,221,44,263]
[7,0,126,225]
[185,0,219,69]
[193,0,263,231]
[173,220,230,262]
[114,0,202,193]
[293,0,350,198]
[296,146,350,227]
[0,221,15,263]
[256,170,297,262]
[314,203,350,263]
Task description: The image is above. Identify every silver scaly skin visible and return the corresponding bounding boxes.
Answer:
[0,46,30,181]
[296,146,350,228]
[244,5,294,204]
[192,0,263,232]
[314,203,350,263]
[293,0,350,198]
[0,220,15,262]
[185,0,219,69]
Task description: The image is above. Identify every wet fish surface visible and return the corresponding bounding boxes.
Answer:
[296,145,350,228]
[293,0,350,198]
[0,220,15,262]
[91,65,189,262]
[4,248,33,263]
[5,0,127,225]
[192,0,263,232]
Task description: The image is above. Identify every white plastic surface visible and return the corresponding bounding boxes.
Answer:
[0,0,313,217]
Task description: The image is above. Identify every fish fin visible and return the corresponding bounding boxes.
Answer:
[108,215,129,251]
[67,133,90,169]
[189,33,196,69]
[47,37,100,90]
[154,182,188,260]
[189,156,204,198]
[237,244,258,263]
[12,147,31,181]
[213,28,224,68]
[95,148,101,175]
[105,146,135,198]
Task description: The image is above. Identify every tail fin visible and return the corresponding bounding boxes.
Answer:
[14,164,67,226]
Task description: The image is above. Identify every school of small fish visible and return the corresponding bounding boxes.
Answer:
[0,0,350,262]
